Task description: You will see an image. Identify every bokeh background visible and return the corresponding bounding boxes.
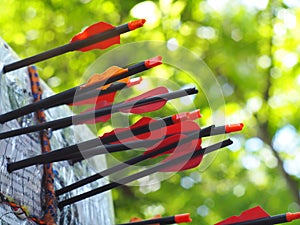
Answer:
[1,0,300,224]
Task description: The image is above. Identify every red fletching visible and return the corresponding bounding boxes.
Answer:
[81,100,112,124]
[144,122,201,156]
[101,119,200,145]
[84,86,168,115]
[160,120,200,136]
[175,213,192,223]
[125,86,167,104]
[84,114,111,124]
[160,143,202,172]
[119,120,200,144]
[71,91,116,106]
[71,21,119,52]
[215,206,270,225]
[100,117,153,141]
[149,134,202,172]
[144,134,183,157]
[122,86,169,114]
[81,87,168,124]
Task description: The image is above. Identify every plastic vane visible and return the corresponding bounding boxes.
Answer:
[100,109,201,143]
[103,113,201,144]
[82,86,169,124]
[80,66,128,89]
[2,19,146,73]
[70,110,202,163]
[0,56,162,124]
[70,77,142,106]
[215,206,300,225]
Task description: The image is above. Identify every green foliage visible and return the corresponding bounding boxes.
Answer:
[1,0,300,224]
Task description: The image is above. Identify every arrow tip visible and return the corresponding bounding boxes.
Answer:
[286,212,300,222]
[175,213,192,223]
[128,19,146,30]
[145,56,163,68]
[225,123,244,133]
[172,109,202,123]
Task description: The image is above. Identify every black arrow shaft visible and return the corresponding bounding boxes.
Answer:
[2,24,129,73]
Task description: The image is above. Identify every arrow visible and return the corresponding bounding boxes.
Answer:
[55,123,243,195]
[118,213,192,225]
[57,139,233,208]
[2,19,146,73]
[215,206,300,225]
[7,110,201,172]
[0,87,197,141]
[0,56,162,124]
[7,121,243,173]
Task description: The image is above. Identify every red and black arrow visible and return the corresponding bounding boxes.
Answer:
[215,206,300,225]
[2,19,146,73]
